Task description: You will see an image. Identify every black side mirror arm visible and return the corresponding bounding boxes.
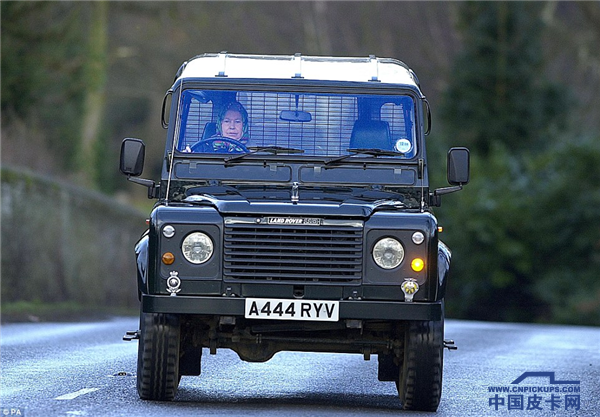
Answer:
[127,176,158,199]
[429,185,463,207]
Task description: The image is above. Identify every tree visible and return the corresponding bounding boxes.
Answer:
[436,2,598,324]
[1,1,87,174]
[440,2,565,157]
[77,1,109,187]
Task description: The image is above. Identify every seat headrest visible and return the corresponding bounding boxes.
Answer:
[202,122,217,140]
[349,120,392,150]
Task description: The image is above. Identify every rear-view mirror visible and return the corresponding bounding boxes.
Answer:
[280,110,312,123]
[120,138,145,177]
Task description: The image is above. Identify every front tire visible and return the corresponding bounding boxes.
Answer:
[397,318,444,411]
[137,312,181,401]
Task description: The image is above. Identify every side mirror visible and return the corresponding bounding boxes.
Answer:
[447,147,470,186]
[120,138,145,177]
[430,147,470,207]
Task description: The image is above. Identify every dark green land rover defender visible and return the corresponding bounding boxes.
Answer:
[120,53,469,411]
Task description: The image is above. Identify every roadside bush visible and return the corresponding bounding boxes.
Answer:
[440,137,600,325]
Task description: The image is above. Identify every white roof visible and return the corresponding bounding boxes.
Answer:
[176,53,420,88]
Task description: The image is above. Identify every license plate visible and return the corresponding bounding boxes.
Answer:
[245,298,339,322]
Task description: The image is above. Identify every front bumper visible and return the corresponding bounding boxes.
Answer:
[141,294,442,321]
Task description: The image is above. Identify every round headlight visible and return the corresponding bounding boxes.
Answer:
[373,237,404,269]
[182,232,213,264]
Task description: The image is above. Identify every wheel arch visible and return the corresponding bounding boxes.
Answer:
[135,230,150,297]
[436,240,451,300]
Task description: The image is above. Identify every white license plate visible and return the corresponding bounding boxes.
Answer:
[245,298,339,322]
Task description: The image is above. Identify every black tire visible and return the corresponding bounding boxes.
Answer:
[397,317,444,411]
[137,312,181,401]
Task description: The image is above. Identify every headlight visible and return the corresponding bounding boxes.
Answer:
[181,232,213,264]
[373,237,404,269]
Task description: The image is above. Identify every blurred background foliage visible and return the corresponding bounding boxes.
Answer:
[2,1,599,325]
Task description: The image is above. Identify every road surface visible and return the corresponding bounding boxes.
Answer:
[1,317,598,416]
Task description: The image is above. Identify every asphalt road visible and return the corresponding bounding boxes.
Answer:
[1,317,598,417]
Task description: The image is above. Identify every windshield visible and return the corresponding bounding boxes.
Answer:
[175,89,417,159]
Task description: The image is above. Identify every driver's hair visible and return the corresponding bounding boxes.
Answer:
[216,101,250,141]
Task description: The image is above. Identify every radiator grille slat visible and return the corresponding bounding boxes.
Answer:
[223,221,363,283]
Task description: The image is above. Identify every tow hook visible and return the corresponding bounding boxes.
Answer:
[444,339,457,350]
[123,330,140,341]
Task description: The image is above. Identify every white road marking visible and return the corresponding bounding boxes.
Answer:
[55,388,100,400]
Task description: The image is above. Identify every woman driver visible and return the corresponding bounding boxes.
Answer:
[216,101,250,144]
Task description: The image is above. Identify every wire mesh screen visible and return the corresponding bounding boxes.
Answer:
[381,102,416,157]
[238,92,357,155]
[382,103,407,136]
[177,90,416,157]
[180,100,213,150]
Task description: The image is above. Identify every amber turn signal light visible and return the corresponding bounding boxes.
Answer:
[162,252,175,265]
[411,258,424,272]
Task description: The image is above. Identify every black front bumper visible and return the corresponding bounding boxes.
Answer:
[141,294,442,321]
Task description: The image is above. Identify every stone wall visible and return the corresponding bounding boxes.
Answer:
[1,166,147,309]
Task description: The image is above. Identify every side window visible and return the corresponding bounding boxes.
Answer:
[381,100,416,158]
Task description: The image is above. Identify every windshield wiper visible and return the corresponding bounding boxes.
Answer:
[324,148,405,165]
[224,146,304,164]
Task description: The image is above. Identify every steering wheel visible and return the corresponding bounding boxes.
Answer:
[190,136,249,154]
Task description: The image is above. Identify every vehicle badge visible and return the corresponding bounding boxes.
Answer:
[291,182,299,204]
[166,271,181,296]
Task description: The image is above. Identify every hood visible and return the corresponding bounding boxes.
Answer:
[175,184,420,217]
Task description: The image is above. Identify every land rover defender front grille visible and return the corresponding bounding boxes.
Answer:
[223,218,363,283]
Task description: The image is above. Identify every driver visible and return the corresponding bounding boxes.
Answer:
[215,101,250,144]
[186,101,251,153]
